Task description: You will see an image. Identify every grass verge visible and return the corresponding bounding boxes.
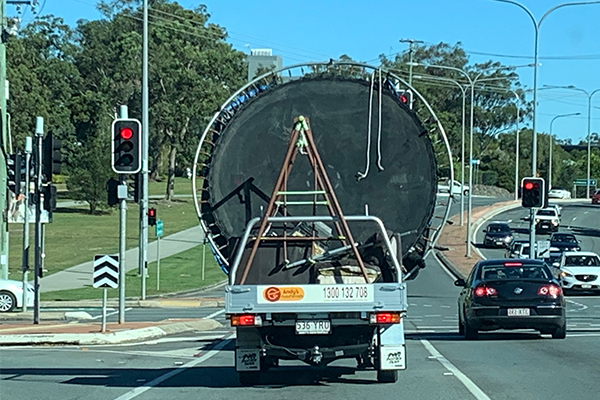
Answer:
[41,244,225,301]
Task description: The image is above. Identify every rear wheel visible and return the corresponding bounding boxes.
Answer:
[552,323,566,339]
[464,319,478,340]
[458,313,465,335]
[0,290,16,313]
[377,370,398,383]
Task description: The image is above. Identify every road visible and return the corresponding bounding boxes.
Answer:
[7,196,600,399]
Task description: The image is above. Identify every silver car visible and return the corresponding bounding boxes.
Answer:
[0,279,34,312]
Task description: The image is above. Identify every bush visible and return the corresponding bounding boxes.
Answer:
[481,171,498,186]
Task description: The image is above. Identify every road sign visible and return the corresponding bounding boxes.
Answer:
[536,240,551,259]
[156,219,163,237]
[93,255,119,288]
[471,159,480,165]
[573,179,597,186]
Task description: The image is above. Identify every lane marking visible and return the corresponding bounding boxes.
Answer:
[424,315,442,318]
[423,305,433,308]
[112,335,234,400]
[91,307,133,320]
[204,309,225,320]
[566,299,589,311]
[420,339,491,400]
[431,252,460,281]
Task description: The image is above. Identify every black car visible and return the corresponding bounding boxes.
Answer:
[549,232,581,252]
[456,259,566,340]
[483,222,513,248]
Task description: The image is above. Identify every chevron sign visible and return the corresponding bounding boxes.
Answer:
[93,255,119,289]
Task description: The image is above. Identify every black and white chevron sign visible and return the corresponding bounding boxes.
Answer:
[93,255,119,289]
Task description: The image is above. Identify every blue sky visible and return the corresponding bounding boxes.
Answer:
[14,0,600,143]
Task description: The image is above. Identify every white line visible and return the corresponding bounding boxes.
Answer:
[91,307,133,320]
[204,309,226,320]
[431,252,459,281]
[420,339,491,400]
[112,335,234,400]
[424,315,442,318]
[566,299,589,311]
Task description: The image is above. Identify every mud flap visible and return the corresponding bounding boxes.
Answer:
[378,320,406,370]
[236,348,260,371]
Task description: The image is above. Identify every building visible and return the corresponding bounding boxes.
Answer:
[247,49,282,82]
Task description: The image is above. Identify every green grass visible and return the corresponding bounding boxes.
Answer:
[7,198,200,279]
[56,177,193,201]
[41,244,225,301]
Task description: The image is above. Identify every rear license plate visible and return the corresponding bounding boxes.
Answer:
[508,308,530,316]
[495,241,504,246]
[582,284,592,289]
[295,320,331,335]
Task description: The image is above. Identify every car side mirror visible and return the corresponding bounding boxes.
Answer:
[482,230,487,233]
[454,278,466,287]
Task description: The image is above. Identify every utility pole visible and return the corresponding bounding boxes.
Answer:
[139,0,149,300]
[118,105,127,324]
[399,38,423,110]
[21,136,31,311]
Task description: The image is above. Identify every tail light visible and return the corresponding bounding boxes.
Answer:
[474,285,497,297]
[370,312,401,324]
[538,285,562,299]
[230,314,262,327]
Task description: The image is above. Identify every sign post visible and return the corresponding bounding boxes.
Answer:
[536,240,551,259]
[93,255,119,333]
[156,220,163,291]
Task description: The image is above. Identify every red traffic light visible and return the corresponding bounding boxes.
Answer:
[120,127,134,140]
[400,94,408,104]
[524,182,534,190]
[148,208,156,217]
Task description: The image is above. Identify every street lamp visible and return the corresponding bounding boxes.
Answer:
[544,84,600,198]
[549,112,580,188]
[409,62,533,257]
[413,74,468,226]
[492,0,600,178]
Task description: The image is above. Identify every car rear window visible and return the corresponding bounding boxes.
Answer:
[552,235,576,243]
[537,210,555,216]
[564,255,600,266]
[488,224,510,233]
[479,264,550,280]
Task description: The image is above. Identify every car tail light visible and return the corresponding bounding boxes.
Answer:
[370,312,401,324]
[538,285,562,298]
[230,314,262,327]
[474,285,497,297]
[504,262,523,267]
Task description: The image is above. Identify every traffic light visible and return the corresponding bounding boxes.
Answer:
[107,178,119,207]
[399,90,412,106]
[42,184,57,212]
[521,177,545,208]
[112,118,141,174]
[128,173,140,203]
[7,153,23,195]
[42,132,62,183]
[148,207,157,226]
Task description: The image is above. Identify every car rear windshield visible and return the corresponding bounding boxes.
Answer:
[552,235,576,243]
[479,264,550,280]
[537,210,555,216]
[564,255,600,266]
[488,225,510,233]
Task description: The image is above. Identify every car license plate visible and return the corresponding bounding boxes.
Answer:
[582,284,592,289]
[496,241,503,246]
[507,308,530,316]
[295,320,331,335]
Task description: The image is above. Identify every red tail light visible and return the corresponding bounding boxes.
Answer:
[474,285,497,297]
[370,312,401,324]
[538,285,562,298]
[230,314,262,326]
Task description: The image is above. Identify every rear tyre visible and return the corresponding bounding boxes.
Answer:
[377,370,398,383]
[458,314,465,335]
[552,323,567,339]
[0,290,16,313]
[239,371,261,386]
[464,319,478,340]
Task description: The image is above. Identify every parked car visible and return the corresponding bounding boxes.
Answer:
[549,232,581,253]
[534,208,560,233]
[555,251,600,293]
[592,189,600,205]
[483,222,513,248]
[0,279,34,312]
[438,179,469,196]
[456,259,566,339]
[548,187,571,199]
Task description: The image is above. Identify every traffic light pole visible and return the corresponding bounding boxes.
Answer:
[118,105,127,324]
[21,137,31,312]
[33,117,43,324]
[529,208,536,259]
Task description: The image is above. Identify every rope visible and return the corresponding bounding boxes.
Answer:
[356,71,375,181]
[376,68,384,171]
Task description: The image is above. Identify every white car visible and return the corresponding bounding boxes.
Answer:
[548,188,571,199]
[438,179,469,196]
[534,208,560,233]
[0,279,34,312]
[556,251,600,293]
[548,203,562,217]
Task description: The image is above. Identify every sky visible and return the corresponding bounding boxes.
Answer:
[13,0,600,143]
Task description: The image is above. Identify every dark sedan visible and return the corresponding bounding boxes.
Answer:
[483,222,513,248]
[550,232,581,253]
[456,259,566,340]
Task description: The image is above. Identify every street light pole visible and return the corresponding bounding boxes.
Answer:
[413,75,467,226]
[492,0,600,178]
[549,112,581,188]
